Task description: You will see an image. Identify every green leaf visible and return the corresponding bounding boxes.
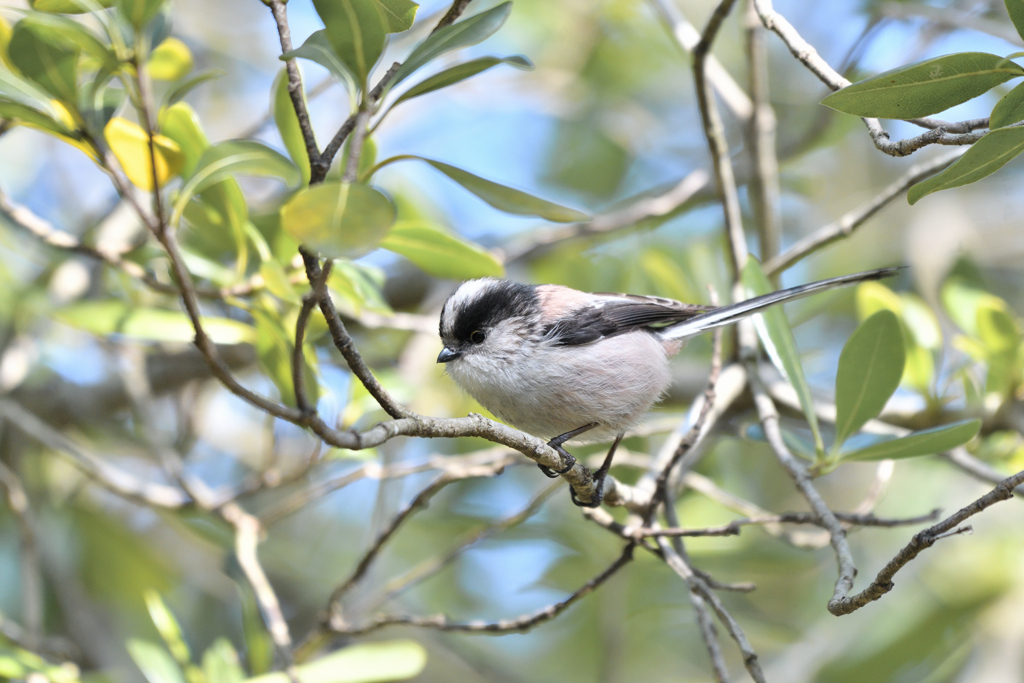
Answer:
[158,101,210,175]
[393,55,531,106]
[821,52,1024,119]
[0,100,72,137]
[202,639,245,683]
[840,419,981,461]
[311,0,387,84]
[908,127,1024,204]
[990,81,1024,128]
[8,17,81,103]
[380,221,504,279]
[164,70,224,107]
[280,181,395,258]
[391,2,512,87]
[171,140,301,227]
[246,640,427,683]
[412,157,588,222]
[976,299,1020,355]
[17,11,117,71]
[117,0,166,30]
[143,591,191,667]
[741,258,824,455]
[330,259,392,314]
[147,37,193,81]
[127,639,186,683]
[56,300,256,344]
[273,68,312,185]
[0,16,13,71]
[941,276,990,335]
[834,310,906,450]
[374,0,418,33]
[253,308,319,408]
[280,30,356,94]
[29,0,116,12]
[1007,0,1024,43]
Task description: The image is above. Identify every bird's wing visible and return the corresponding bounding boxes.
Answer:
[542,292,714,346]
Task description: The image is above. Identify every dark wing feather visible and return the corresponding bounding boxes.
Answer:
[543,294,714,346]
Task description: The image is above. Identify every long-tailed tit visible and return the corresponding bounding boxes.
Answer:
[437,267,900,506]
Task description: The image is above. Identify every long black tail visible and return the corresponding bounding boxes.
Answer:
[659,267,903,341]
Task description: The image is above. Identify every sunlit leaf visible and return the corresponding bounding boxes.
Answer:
[273,68,312,185]
[374,0,417,33]
[408,157,588,222]
[279,30,356,95]
[202,639,245,683]
[143,591,191,666]
[840,419,981,461]
[0,100,73,137]
[246,640,426,683]
[171,140,301,226]
[822,52,1024,119]
[0,16,13,71]
[391,2,512,87]
[380,220,504,279]
[834,310,905,450]
[127,639,185,683]
[29,0,115,11]
[56,299,256,344]
[105,116,184,190]
[330,259,392,315]
[908,127,1024,204]
[311,0,386,84]
[899,293,942,350]
[8,17,81,103]
[941,276,991,336]
[158,101,209,174]
[117,0,166,30]
[976,298,1021,355]
[147,37,193,81]
[280,181,395,258]
[394,55,531,105]
[742,258,824,455]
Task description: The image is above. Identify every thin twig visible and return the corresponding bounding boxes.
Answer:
[635,508,942,537]
[763,149,965,274]
[267,0,324,177]
[745,365,858,614]
[0,399,191,508]
[693,0,747,278]
[646,325,724,523]
[751,0,994,157]
[0,460,43,649]
[368,481,561,610]
[325,543,636,636]
[220,503,297,667]
[829,469,1024,615]
[744,0,781,264]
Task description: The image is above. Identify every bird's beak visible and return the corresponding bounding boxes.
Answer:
[437,346,462,363]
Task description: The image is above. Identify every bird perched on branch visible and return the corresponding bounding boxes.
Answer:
[437,267,900,507]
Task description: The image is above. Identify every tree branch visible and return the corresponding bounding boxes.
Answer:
[829,468,1024,615]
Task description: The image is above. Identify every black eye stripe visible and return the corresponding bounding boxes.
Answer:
[444,280,538,344]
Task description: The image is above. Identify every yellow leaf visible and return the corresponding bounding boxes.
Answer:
[147,37,193,81]
[104,116,184,190]
[0,15,14,72]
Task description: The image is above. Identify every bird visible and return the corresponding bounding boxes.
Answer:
[437,267,901,506]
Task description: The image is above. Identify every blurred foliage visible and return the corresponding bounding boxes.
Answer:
[0,0,1022,682]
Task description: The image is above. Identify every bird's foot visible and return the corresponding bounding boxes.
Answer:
[536,423,597,478]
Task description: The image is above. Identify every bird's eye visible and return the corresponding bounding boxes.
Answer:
[470,330,486,344]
